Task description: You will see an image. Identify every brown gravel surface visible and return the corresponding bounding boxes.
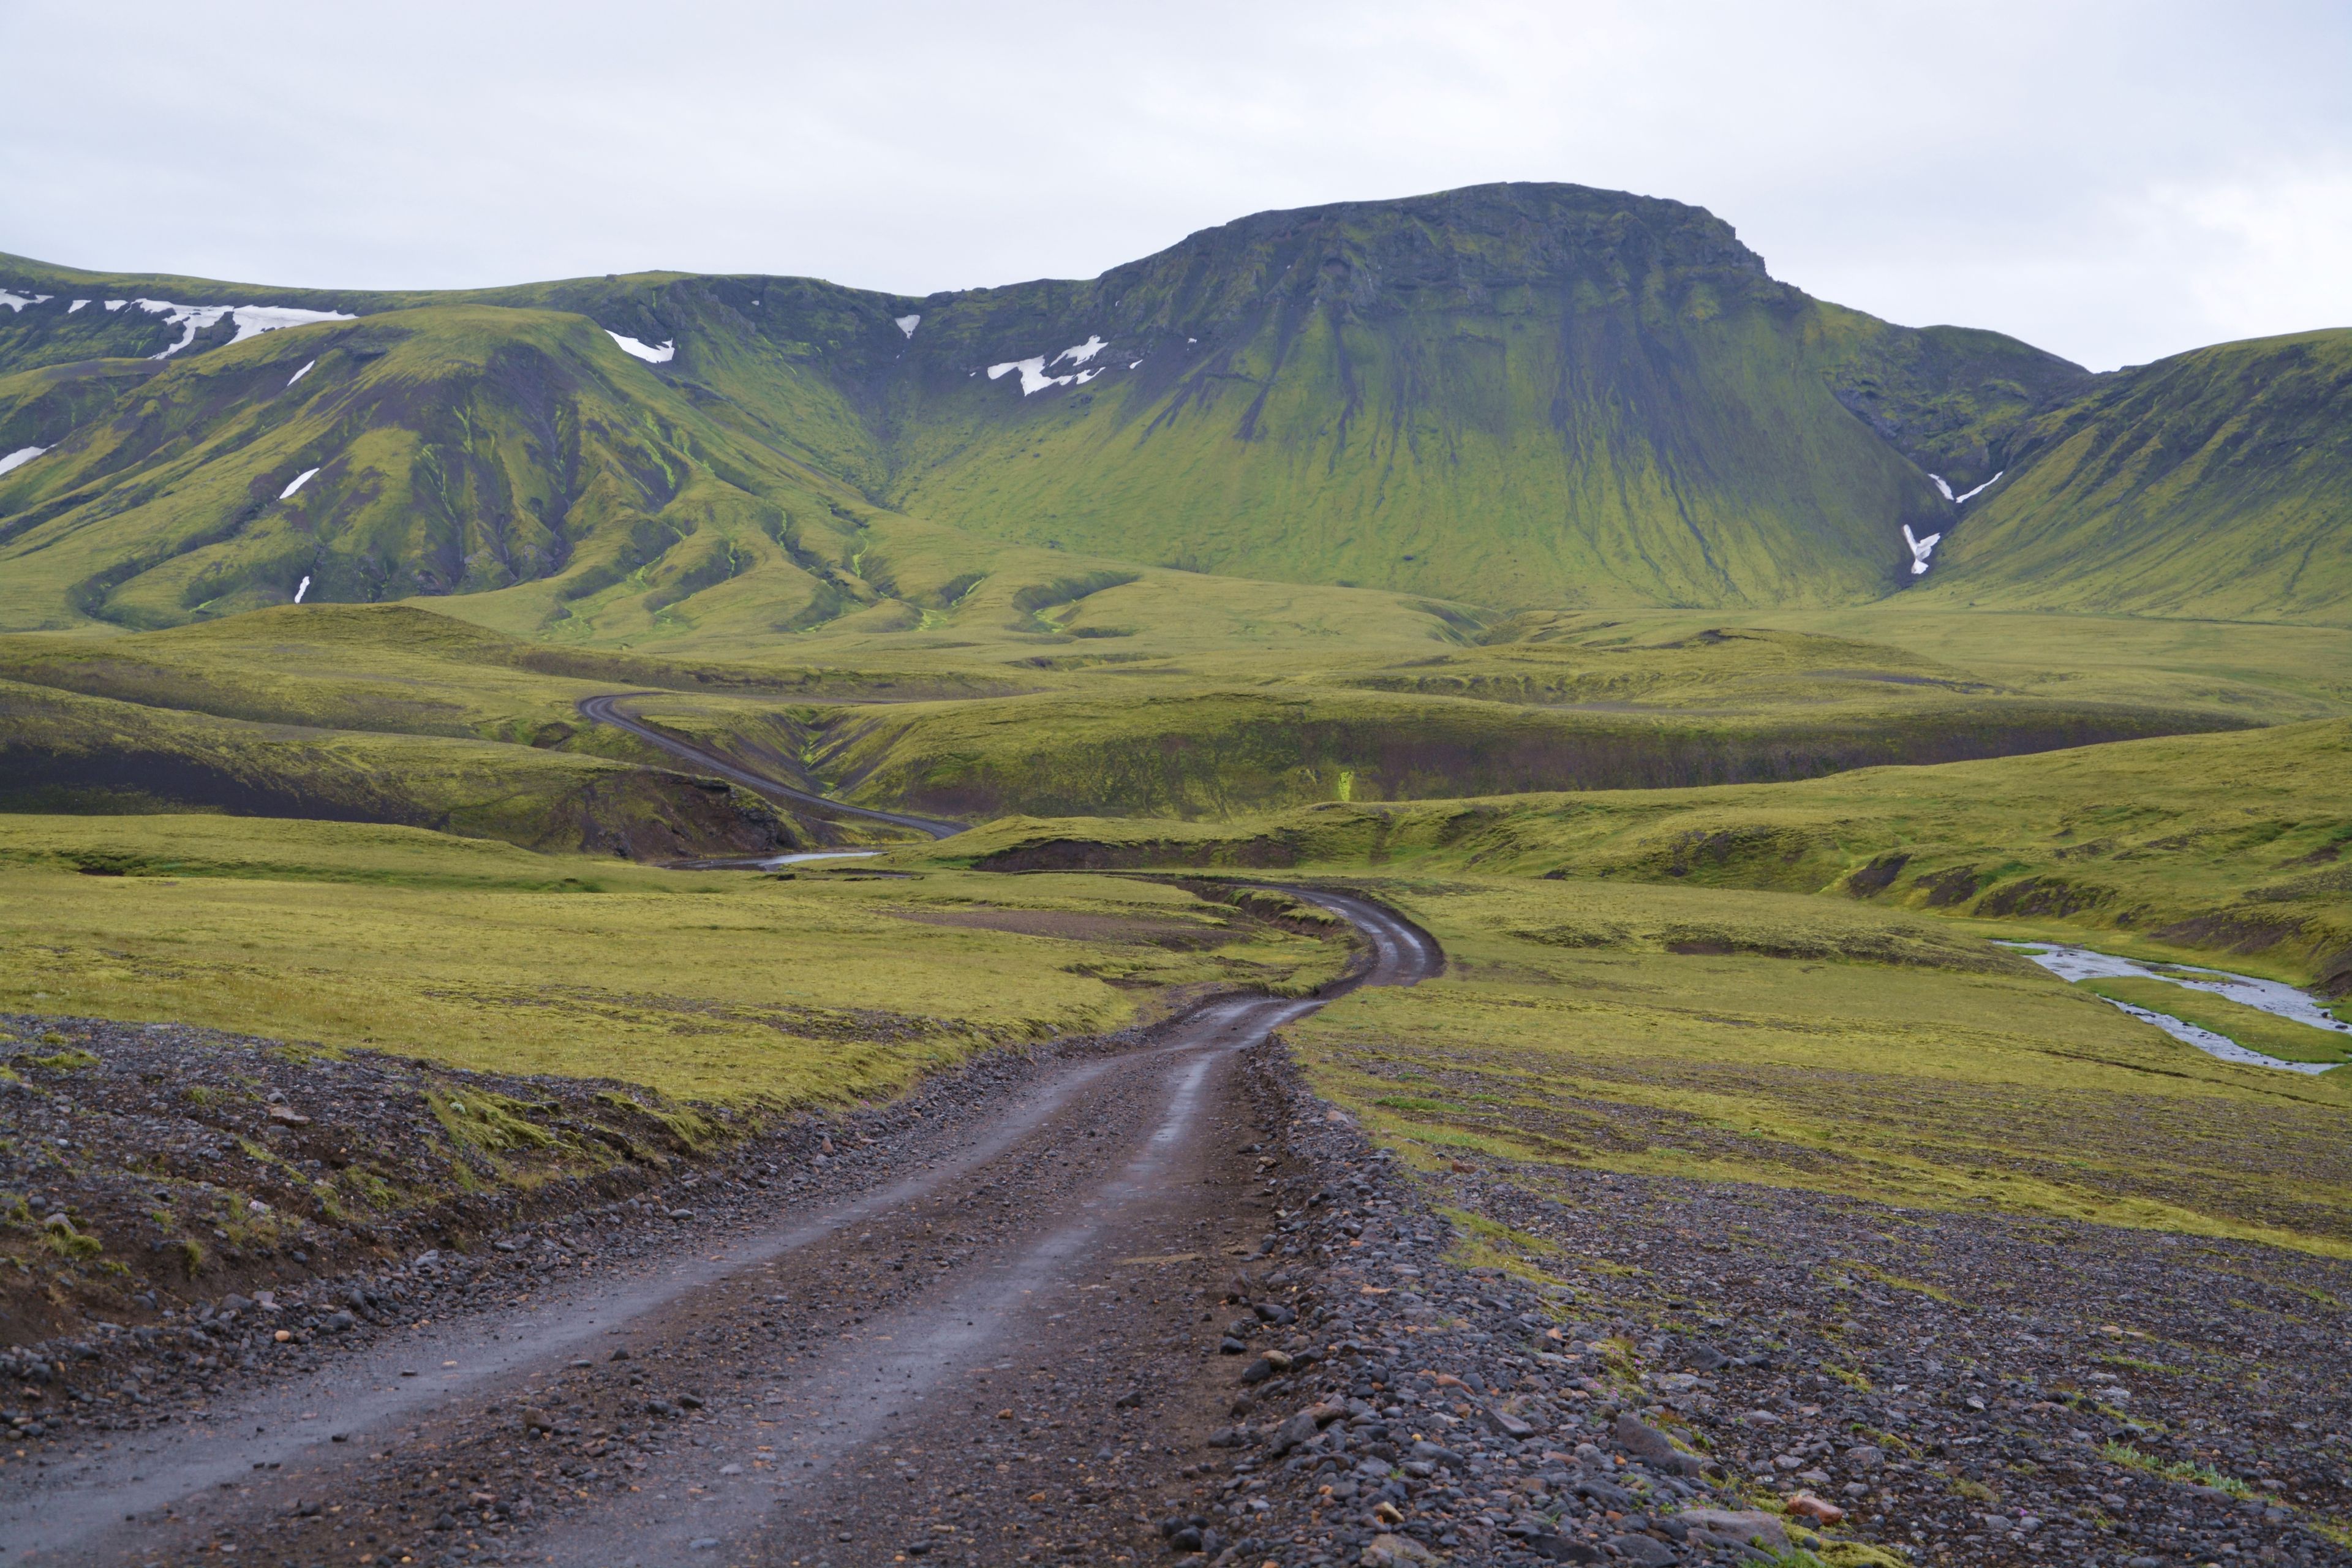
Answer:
[7,881,2349,1568]
[0,888,1436,1567]
[1203,1047,2352,1568]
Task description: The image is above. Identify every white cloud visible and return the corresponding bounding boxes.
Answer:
[0,1,2345,371]
[2137,162,2352,349]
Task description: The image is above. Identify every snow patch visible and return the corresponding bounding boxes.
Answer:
[104,300,126,312]
[1902,524,1942,576]
[987,356,1074,396]
[1927,473,1955,502]
[280,467,320,499]
[1127,360,1142,370]
[1074,368,1102,385]
[293,575,311,605]
[221,304,355,344]
[895,314,921,338]
[0,291,52,312]
[0,445,47,476]
[68,299,88,313]
[133,300,356,358]
[287,360,315,388]
[1954,470,2004,504]
[1053,335,1108,367]
[605,331,676,364]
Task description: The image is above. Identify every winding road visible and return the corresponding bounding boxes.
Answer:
[576,693,966,840]
[2,730,1441,1566]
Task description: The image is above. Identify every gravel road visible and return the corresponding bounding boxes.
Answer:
[7,865,2345,1567]
[575,695,965,840]
[0,891,1441,1567]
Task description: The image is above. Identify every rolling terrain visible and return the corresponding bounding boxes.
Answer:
[9,180,2346,641]
[3,181,2351,1567]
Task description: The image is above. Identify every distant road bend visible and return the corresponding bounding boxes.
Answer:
[576,691,965,840]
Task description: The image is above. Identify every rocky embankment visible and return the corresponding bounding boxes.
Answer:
[0,1008,1096,1447]
[4,1004,2348,1568]
[1177,1039,2351,1567]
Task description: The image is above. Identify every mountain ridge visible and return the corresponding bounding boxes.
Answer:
[3,181,2343,633]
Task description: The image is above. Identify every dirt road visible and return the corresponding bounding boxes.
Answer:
[2,890,1438,1567]
[575,695,965,840]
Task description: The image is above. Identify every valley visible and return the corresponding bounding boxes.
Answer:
[1,180,2348,1568]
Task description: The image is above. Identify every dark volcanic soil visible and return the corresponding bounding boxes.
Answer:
[2,888,2348,1568]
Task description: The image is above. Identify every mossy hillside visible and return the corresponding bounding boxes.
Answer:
[1921,329,2352,625]
[914,718,2352,990]
[0,305,873,636]
[6,187,1963,616]
[0,187,2034,628]
[0,604,1022,747]
[0,358,164,457]
[797,680,2239,821]
[1281,875,2352,1254]
[1802,303,2094,491]
[872,187,1949,610]
[11,184,2350,629]
[0,677,793,858]
[437,503,1490,668]
[0,814,1352,1104]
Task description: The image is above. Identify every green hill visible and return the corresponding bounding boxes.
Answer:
[3,181,2344,637]
[0,303,894,635]
[862,185,1956,608]
[1920,329,2352,622]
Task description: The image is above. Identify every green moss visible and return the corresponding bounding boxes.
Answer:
[434,1090,558,1153]
[2102,1441,2251,1498]
[0,824,1343,1104]
[1280,875,2352,1255]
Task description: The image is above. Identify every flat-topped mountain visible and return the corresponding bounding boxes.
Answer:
[1,182,2340,635]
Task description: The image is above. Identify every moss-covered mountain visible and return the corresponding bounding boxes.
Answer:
[2,181,2342,632]
[0,304,902,635]
[1915,329,2352,621]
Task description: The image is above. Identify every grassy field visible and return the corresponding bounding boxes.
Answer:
[922,718,2352,995]
[1274,875,2352,1254]
[10,601,2327,836]
[0,675,811,856]
[0,814,1349,1105]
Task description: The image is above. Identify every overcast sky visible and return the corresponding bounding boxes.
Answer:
[4,1,2347,371]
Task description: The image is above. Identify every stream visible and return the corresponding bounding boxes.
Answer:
[2000,941,2349,1076]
